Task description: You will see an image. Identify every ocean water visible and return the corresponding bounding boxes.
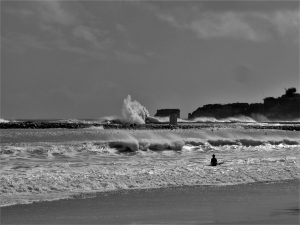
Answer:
[1,123,299,206]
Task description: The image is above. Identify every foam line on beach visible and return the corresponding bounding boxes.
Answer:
[1,155,299,207]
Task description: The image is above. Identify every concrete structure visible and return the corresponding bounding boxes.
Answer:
[169,113,178,126]
[155,109,180,118]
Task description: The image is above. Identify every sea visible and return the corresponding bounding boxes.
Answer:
[1,119,299,207]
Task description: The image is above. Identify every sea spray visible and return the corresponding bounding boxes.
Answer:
[0,118,10,123]
[250,114,270,122]
[191,116,256,123]
[122,95,149,124]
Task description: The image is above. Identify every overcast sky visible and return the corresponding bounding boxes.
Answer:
[1,0,299,119]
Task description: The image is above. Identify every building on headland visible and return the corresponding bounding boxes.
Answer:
[152,109,180,125]
[188,88,300,120]
[155,109,180,118]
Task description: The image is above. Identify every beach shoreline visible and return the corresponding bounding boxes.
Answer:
[1,179,299,224]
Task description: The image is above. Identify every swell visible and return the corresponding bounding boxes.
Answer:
[107,138,300,152]
[1,138,299,156]
[1,127,299,142]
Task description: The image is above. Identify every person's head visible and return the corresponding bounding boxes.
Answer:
[212,154,215,158]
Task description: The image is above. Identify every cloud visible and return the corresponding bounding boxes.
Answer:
[53,38,106,59]
[264,10,300,36]
[3,1,151,64]
[155,5,300,42]
[5,8,34,17]
[114,50,147,64]
[72,25,112,50]
[37,0,76,26]
[2,34,49,53]
[189,12,263,41]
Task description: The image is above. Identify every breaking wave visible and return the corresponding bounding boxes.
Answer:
[1,127,299,207]
[0,118,11,123]
[1,139,299,162]
[122,95,149,124]
[1,141,298,207]
[190,116,257,123]
[1,128,299,154]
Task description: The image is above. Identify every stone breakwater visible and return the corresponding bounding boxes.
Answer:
[0,121,95,129]
[1,121,300,131]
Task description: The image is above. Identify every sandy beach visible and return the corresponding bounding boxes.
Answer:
[1,180,299,225]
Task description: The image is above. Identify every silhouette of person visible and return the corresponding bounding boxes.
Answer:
[211,154,217,166]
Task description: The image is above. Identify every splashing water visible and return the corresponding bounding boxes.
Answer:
[0,118,10,123]
[122,95,149,124]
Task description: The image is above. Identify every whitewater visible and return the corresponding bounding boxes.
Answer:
[1,125,299,206]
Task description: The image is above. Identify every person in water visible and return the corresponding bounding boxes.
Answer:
[211,154,217,166]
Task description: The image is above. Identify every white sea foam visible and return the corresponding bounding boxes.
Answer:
[1,151,298,206]
[122,95,149,124]
[85,125,104,130]
[190,116,256,123]
[55,119,95,124]
[0,127,299,206]
[148,116,169,123]
[0,118,10,123]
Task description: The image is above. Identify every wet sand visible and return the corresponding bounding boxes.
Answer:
[1,180,299,224]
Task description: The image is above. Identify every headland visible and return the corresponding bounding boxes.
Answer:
[188,87,300,120]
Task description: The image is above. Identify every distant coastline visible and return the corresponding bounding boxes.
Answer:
[188,88,300,120]
[1,88,299,129]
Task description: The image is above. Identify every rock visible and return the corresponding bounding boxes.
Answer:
[189,88,300,120]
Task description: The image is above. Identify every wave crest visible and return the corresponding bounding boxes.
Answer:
[122,95,149,124]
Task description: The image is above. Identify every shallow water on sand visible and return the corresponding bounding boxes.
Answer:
[1,180,299,225]
[0,126,299,206]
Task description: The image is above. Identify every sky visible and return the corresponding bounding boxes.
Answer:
[1,0,299,119]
